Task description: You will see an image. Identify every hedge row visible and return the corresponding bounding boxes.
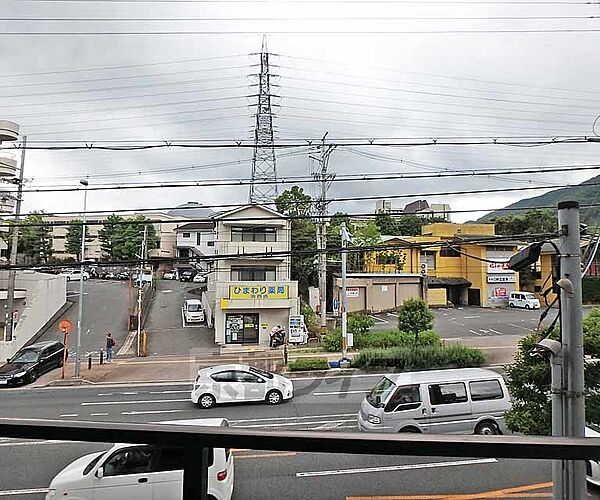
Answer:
[322,329,442,352]
[352,345,485,370]
[287,358,330,371]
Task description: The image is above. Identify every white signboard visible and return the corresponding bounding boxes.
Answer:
[487,261,513,274]
[487,275,516,283]
[346,287,360,298]
[347,332,354,348]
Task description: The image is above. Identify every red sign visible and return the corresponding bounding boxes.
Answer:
[58,319,73,334]
[494,287,508,297]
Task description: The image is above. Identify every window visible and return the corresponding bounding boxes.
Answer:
[196,233,202,245]
[420,252,436,270]
[230,266,276,281]
[103,448,157,477]
[470,380,504,401]
[367,377,397,408]
[486,246,514,252]
[440,246,461,258]
[83,452,106,475]
[385,385,422,412]
[428,383,468,405]
[11,349,40,364]
[249,366,274,379]
[231,226,277,242]
[234,371,264,383]
[210,371,236,382]
[182,232,191,238]
[207,241,215,247]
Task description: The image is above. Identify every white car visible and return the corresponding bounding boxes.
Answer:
[46,418,234,500]
[60,269,90,281]
[508,291,540,310]
[586,425,600,488]
[191,364,294,409]
[183,299,205,323]
[193,273,207,283]
[163,271,176,280]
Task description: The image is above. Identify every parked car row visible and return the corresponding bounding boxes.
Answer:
[163,269,208,283]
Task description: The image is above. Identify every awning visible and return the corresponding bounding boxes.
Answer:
[427,277,472,287]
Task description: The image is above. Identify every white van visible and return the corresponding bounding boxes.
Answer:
[45,418,234,500]
[508,291,540,310]
[183,299,205,323]
[358,368,510,435]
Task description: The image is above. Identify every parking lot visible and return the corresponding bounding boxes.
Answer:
[371,306,546,339]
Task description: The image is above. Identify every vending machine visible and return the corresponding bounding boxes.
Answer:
[288,315,308,345]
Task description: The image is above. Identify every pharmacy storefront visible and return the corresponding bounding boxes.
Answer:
[215,282,300,346]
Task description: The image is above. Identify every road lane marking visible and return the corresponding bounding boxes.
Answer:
[296,458,497,478]
[121,392,138,395]
[313,390,369,396]
[90,413,109,416]
[0,488,50,496]
[59,413,78,417]
[469,330,481,336]
[464,316,481,319]
[122,409,188,415]
[81,398,189,406]
[508,322,536,332]
[149,390,190,394]
[230,413,356,423]
[0,440,73,448]
[489,329,503,335]
[239,419,356,428]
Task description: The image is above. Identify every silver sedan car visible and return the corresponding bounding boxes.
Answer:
[191,364,294,409]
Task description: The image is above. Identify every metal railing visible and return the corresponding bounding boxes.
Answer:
[1,418,599,500]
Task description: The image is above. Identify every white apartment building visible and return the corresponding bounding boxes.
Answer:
[175,221,215,272]
[207,204,299,346]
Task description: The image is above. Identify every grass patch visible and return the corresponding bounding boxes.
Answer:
[287,358,331,371]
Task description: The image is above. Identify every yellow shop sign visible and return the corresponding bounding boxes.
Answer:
[229,284,289,300]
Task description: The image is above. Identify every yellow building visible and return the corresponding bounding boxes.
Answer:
[365,223,520,307]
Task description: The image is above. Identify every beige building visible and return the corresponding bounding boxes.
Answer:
[333,273,424,314]
[207,205,299,346]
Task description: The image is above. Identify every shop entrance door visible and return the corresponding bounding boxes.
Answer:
[225,314,259,344]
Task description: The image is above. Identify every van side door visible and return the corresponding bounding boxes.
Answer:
[151,447,186,500]
[383,385,428,433]
[427,382,472,434]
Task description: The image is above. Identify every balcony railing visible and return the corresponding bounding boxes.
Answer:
[0,418,599,500]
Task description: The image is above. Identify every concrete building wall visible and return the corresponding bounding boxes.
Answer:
[0,272,67,360]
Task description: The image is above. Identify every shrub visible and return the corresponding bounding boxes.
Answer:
[322,329,443,352]
[348,313,375,334]
[287,358,330,371]
[352,345,485,370]
[397,298,434,340]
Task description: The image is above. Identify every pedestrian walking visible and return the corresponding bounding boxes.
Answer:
[106,332,116,362]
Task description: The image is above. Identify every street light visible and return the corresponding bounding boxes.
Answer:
[74,179,88,378]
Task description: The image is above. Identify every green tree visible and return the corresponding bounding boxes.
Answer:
[15,212,53,264]
[347,220,381,270]
[98,215,157,261]
[505,310,600,435]
[275,187,317,298]
[397,298,434,341]
[65,219,93,260]
[492,209,557,236]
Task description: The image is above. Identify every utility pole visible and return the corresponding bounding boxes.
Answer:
[557,200,586,500]
[313,133,336,335]
[340,222,350,361]
[74,179,88,378]
[136,225,147,357]
[4,135,26,343]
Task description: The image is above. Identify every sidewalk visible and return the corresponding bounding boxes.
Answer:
[33,336,522,387]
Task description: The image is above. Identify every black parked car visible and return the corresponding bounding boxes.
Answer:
[179,270,196,282]
[0,341,66,387]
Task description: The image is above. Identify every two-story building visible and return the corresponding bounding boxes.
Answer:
[365,222,520,307]
[175,221,215,273]
[206,204,299,346]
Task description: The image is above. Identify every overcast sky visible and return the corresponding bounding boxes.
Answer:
[1,0,600,222]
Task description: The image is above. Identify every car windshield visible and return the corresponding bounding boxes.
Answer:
[249,366,274,379]
[524,293,536,299]
[187,303,201,312]
[10,350,40,364]
[367,377,397,408]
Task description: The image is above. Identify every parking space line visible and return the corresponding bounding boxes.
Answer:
[469,330,481,336]
[370,315,388,324]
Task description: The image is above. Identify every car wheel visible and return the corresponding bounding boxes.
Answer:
[27,371,37,384]
[475,421,500,435]
[266,390,283,405]
[525,304,531,310]
[197,394,216,409]
[508,302,514,308]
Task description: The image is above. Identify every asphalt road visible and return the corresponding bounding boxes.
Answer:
[371,306,544,338]
[38,280,131,359]
[146,279,216,356]
[0,373,564,500]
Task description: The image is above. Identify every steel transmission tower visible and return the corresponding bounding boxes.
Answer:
[249,36,278,204]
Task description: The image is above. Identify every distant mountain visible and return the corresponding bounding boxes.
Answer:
[478,174,600,224]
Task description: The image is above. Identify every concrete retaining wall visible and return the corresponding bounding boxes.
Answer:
[0,272,67,360]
